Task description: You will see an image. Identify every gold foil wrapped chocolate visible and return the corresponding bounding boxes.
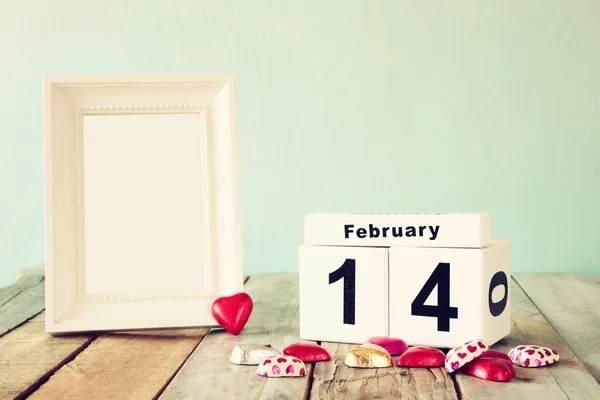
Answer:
[230,343,282,365]
[344,344,392,368]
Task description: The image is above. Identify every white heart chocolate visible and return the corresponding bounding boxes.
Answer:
[445,339,489,373]
[229,343,282,365]
[508,345,560,367]
[257,356,306,378]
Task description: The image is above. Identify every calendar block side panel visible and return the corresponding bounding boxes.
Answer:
[389,246,483,349]
[299,245,388,344]
[482,240,511,346]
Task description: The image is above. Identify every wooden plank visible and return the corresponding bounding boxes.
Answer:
[455,277,600,400]
[0,275,43,307]
[0,276,45,337]
[0,312,95,399]
[27,328,209,400]
[515,273,600,383]
[160,273,313,400]
[310,342,457,400]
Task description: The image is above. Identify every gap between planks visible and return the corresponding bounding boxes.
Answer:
[0,276,46,338]
[2,275,250,400]
[159,273,314,400]
[0,312,97,400]
[453,277,600,400]
[514,273,600,385]
[152,274,252,399]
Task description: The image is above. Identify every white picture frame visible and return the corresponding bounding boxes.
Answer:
[44,75,243,333]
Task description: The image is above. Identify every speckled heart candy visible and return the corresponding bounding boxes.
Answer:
[508,345,560,367]
[365,336,408,356]
[211,292,253,336]
[445,339,489,373]
[257,356,306,378]
[283,342,331,362]
[396,346,445,367]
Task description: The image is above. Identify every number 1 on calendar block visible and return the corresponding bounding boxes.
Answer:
[328,258,356,325]
[299,245,388,344]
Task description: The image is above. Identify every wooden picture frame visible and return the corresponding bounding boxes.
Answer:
[44,75,243,333]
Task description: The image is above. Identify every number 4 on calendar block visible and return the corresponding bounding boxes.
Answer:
[299,245,388,344]
[389,240,510,348]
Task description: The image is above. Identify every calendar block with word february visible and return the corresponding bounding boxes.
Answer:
[388,241,510,348]
[299,212,510,349]
[299,245,388,344]
[304,212,491,248]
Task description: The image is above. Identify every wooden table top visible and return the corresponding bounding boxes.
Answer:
[1,272,599,399]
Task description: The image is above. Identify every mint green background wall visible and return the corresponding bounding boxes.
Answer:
[1,1,599,286]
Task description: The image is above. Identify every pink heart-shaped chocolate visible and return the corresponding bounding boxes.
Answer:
[211,292,254,336]
[365,336,409,356]
[397,346,445,368]
[283,342,331,362]
[460,358,516,382]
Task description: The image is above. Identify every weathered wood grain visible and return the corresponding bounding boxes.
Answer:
[310,342,457,400]
[0,275,43,307]
[28,328,209,400]
[0,276,45,337]
[455,277,600,400]
[160,273,313,400]
[515,273,600,384]
[0,312,95,399]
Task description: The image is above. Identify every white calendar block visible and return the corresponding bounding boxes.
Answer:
[389,241,510,349]
[299,245,388,344]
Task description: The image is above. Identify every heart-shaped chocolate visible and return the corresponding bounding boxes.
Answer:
[445,339,489,373]
[345,344,392,368]
[478,350,511,363]
[508,345,559,368]
[460,357,516,382]
[283,342,331,362]
[257,356,306,378]
[229,343,281,365]
[211,292,254,336]
[397,346,445,368]
[365,336,408,356]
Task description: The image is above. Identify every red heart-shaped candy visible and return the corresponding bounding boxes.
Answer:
[478,350,512,363]
[283,342,331,362]
[365,336,408,356]
[397,346,445,367]
[460,358,516,382]
[211,292,253,335]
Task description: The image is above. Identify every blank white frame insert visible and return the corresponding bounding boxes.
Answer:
[44,75,243,333]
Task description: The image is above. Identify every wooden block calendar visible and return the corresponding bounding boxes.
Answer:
[299,212,510,349]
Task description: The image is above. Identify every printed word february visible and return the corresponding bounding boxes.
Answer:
[344,224,440,240]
